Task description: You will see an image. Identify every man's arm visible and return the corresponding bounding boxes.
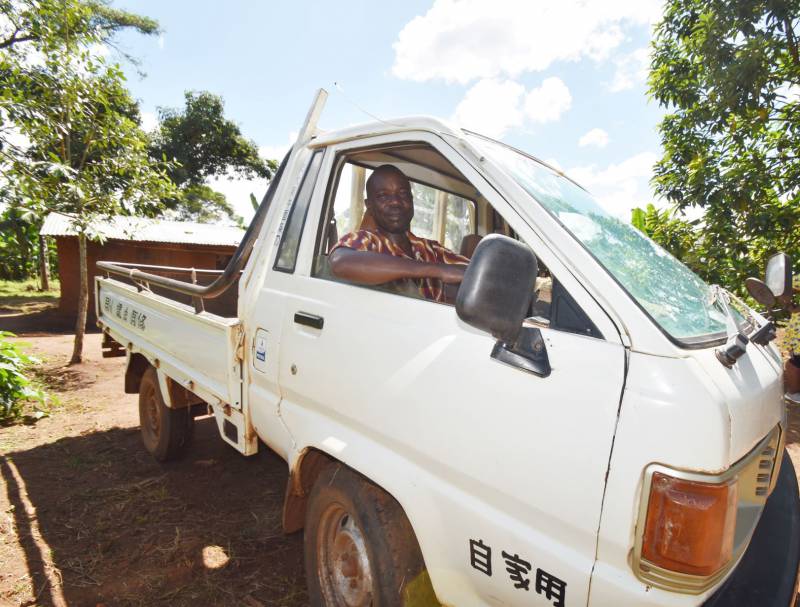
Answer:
[329,248,465,285]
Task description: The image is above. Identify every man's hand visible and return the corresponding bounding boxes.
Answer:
[434,263,466,284]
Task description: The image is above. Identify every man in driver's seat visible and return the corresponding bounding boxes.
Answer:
[329,164,469,303]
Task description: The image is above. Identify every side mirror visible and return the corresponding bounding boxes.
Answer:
[745,277,776,309]
[765,253,792,307]
[456,235,550,376]
[456,234,538,344]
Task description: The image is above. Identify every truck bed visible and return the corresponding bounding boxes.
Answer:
[95,276,244,411]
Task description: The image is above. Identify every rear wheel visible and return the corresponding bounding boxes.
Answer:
[304,464,439,607]
[138,366,193,462]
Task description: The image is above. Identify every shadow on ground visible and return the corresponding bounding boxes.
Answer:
[1,418,306,606]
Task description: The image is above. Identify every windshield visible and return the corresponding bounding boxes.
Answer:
[468,134,731,344]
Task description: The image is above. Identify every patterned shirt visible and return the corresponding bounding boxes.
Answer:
[331,228,469,302]
[785,274,800,355]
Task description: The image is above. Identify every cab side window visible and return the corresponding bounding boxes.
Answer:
[310,145,602,337]
[275,151,324,273]
[319,161,475,257]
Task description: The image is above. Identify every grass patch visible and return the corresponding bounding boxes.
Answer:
[0,278,60,315]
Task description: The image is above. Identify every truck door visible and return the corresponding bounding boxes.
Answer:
[244,147,325,460]
[273,134,626,607]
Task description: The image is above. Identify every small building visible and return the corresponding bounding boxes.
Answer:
[40,213,244,323]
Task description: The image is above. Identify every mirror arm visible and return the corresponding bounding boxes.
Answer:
[715,333,749,368]
[490,327,551,377]
[750,321,777,347]
[523,315,551,329]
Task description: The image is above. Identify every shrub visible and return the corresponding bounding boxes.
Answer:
[0,331,45,423]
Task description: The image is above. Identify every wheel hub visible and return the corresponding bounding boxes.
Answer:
[318,506,373,606]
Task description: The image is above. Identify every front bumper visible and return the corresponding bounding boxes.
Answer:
[703,450,800,607]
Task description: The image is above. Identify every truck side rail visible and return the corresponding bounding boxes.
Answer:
[96,152,289,312]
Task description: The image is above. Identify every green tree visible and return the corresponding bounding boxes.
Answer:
[0,0,158,158]
[2,4,174,364]
[149,91,277,224]
[0,205,40,280]
[0,0,157,51]
[649,0,800,293]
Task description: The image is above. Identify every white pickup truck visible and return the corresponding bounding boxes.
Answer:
[95,91,800,607]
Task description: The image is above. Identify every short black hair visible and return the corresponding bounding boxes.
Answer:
[366,164,409,198]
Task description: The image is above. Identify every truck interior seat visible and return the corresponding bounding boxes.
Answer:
[359,208,377,231]
[459,233,482,258]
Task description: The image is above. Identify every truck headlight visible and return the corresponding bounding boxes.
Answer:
[632,424,783,593]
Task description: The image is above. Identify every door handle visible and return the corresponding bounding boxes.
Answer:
[294,311,324,330]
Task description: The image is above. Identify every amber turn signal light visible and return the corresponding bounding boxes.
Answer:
[642,472,738,577]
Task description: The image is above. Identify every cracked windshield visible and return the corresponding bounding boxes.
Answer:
[470,136,730,342]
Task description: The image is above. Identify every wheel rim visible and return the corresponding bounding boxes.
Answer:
[317,502,374,607]
[141,382,161,448]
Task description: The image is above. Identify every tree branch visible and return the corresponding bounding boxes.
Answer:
[785,17,799,65]
[0,30,35,49]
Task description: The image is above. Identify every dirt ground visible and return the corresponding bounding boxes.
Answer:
[0,331,307,607]
[2,309,800,607]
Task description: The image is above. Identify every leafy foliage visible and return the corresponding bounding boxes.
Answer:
[6,55,174,231]
[0,0,172,362]
[0,331,45,423]
[149,91,277,224]
[0,205,52,280]
[649,0,800,292]
[0,0,158,52]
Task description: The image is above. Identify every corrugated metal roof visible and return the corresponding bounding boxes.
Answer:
[40,212,244,247]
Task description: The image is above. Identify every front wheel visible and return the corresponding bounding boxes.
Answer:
[138,366,193,462]
[304,464,439,607]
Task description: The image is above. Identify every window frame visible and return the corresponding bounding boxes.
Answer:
[273,150,324,274]
[294,132,620,342]
[313,149,477,260]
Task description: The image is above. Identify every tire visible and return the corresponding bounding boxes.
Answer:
[138,366,193,462]
[304,464,439,607]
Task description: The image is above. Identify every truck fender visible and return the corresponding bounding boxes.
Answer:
[282,448,336,533]
[124,352,201,410]
[282,447,420,538]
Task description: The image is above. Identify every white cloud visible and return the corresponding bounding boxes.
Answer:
[158,34,165,50]
[524,77,572,123]
[567,151,659,218]
[140,111,158,133]
[452,79,524,137]
[578,128,609,148]
[392,0,661,84]
[451,77,571,137]
[609,47,650,92]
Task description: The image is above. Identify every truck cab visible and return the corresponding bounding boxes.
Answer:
[96,91,799,606]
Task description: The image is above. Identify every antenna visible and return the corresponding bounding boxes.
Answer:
[333,81,395,126]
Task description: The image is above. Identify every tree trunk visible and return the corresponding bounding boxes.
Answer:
[38,234,50,291]
[70,232,88,365]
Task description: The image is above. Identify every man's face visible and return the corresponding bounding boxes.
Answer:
[366,169,414,234]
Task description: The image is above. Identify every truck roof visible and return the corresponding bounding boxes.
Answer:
[311,115,465,148]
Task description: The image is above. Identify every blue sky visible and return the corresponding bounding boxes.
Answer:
[113,0,666,222]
